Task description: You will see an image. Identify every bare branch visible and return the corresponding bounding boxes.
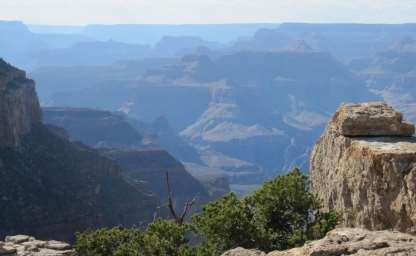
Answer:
[166,172,179,220]
[179,197,197,224]
[165,171,198,225]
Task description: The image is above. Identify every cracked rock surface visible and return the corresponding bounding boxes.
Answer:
[222,228,416,256]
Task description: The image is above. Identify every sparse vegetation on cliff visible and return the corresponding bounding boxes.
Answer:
[75,168,338,255]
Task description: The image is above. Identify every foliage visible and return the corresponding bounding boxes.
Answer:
[192,193,259,251]
[75,227,142,256]
[193,168,339,252]
[75,219,217,256]
[140,219,191,255]
[75,168,338,255]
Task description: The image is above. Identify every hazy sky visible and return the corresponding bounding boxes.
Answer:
[1,0,416,25]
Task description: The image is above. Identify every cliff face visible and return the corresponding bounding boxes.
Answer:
[310,102,416,233]
[42,107,143,148]
[101,149,211,211]
[0,60,157,241]
[0,59,41,147]
[42,107,218,208]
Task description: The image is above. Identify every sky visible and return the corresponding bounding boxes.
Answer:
[1,0,416,25]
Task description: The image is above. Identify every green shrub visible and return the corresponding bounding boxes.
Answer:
[141,219,191,256]
[75,168,338,255]
[75,227,142,256]
[75,219,217,256]
[193,168,339,252]
[192,193,259,251]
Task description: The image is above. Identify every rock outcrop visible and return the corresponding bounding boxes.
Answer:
[101,148,212,211]
[0,60,157,241]
[42,107,143,148]
[329,102,414,136]
[222,228,416,256]
[0,235,76,256]
[0,58,41,147]
[310,102,416,233]
[222,248,266,256]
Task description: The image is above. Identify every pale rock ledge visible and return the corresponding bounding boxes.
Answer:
[311,102,416,233]
[330,102,415,136]
[0,235,76,256]
[221,228,416,256]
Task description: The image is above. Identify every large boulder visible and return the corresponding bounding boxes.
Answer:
[221,228,416,256]
[311,102,416,233]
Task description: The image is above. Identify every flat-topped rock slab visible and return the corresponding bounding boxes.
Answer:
[331,102,415,136]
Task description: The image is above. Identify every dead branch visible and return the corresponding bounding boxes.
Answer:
[165,171,197,225]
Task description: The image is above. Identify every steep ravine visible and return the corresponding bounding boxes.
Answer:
[0,59,157,241]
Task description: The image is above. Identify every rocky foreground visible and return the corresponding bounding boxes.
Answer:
[0,235,75,256]
[224,102,416,255]
[311,102,416,233]
[222,228,416,256]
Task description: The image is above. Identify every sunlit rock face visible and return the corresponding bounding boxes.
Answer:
[311,102,416,234]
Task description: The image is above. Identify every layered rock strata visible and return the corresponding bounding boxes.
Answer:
[310,102,416,233]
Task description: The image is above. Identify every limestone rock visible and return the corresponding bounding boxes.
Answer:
[222,228,416,256]
[268,228,416,256]
[0,242,17,255]
[5,235,32,244]
[0,235,76,256]
[221,247,266,256]
[44,241,72,250]
[330,102,415,136]
[311,102,416,233]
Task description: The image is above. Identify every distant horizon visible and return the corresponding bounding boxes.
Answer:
[2,0,416,26]
[3,20,416,27]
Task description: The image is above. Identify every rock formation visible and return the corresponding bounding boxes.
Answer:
[0,235,76,256]
[42,107,223,207]
[0,58,41,147]
[310,102,416,233]
[222,248,266,256]
[42,107,143,148]
[0,59,157,241]
[101,148,212,211]
[329,102,414,136]
[221,228,416,256]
